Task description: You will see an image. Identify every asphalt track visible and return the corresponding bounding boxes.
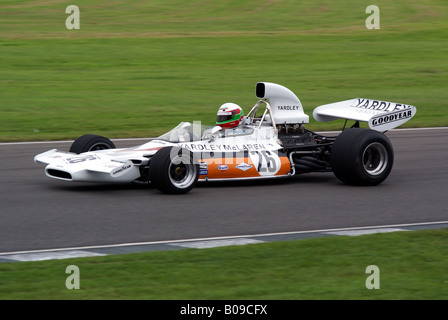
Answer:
[0,128,447,255]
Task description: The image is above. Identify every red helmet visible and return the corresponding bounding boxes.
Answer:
[216,103,244,129]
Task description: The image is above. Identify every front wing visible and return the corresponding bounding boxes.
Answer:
[34,149,141,183]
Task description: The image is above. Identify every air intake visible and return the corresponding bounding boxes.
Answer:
[46,169,72,180]
[254,82,309,124]
[256,82,265,99]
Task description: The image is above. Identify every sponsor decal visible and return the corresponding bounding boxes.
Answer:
[236,162,252,172]
[111,164,132,176]
[199,161,208,175]
[103,164,120,169]
[122,146,163,152]
[371,109,413,127]
[217,164,228,172]
[277,105,301,111]
[352,98,411,112]
[179,143,267,152]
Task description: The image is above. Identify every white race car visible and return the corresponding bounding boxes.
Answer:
[34,82,416,194]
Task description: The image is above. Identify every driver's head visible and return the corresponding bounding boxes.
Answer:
[216,103,244,129]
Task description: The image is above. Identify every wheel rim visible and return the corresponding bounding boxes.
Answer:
[363,142,388,175]
[89,142,111,151]
[168,156,197,189]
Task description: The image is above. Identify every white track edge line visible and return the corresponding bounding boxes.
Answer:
[1,220,447,256]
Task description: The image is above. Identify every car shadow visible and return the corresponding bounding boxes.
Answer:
[47,173,340,193]
[49,182,152,193]
[196,173,338,189]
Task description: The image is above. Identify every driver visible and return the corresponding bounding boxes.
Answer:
[201,103,245,140]
[216,103,244,129]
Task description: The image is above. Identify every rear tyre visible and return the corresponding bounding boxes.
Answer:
[331,128,394,186]
[149,146,199,194]
[69,134,116,154]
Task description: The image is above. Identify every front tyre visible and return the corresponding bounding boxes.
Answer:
[69,134,116,154]
[331,128,394,186]
[149,146,199,194]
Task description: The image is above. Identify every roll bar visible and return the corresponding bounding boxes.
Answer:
[245,99,277,129]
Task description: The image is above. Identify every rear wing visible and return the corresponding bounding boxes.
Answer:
[313,98,417,131]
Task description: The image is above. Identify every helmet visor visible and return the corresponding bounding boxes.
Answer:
[217,114,233,123]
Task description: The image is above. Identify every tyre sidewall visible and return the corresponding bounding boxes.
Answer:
[70,135,116,154]
[331,128,394,186]
[149,146,199,194]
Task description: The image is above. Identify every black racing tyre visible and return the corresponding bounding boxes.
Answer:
[69,134,116,154]
[331,128,394,186]
[149,146,199,194]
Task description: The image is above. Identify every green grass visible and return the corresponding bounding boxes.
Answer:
[1,228,447,300]
[0,0,447,141]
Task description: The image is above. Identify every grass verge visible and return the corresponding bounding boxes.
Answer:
[1,228,447,300]
[0,0,447,141]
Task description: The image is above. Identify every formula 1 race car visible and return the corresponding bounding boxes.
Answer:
[34,82,417,194]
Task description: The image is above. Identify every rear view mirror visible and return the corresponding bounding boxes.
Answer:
[208,126,222,142]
